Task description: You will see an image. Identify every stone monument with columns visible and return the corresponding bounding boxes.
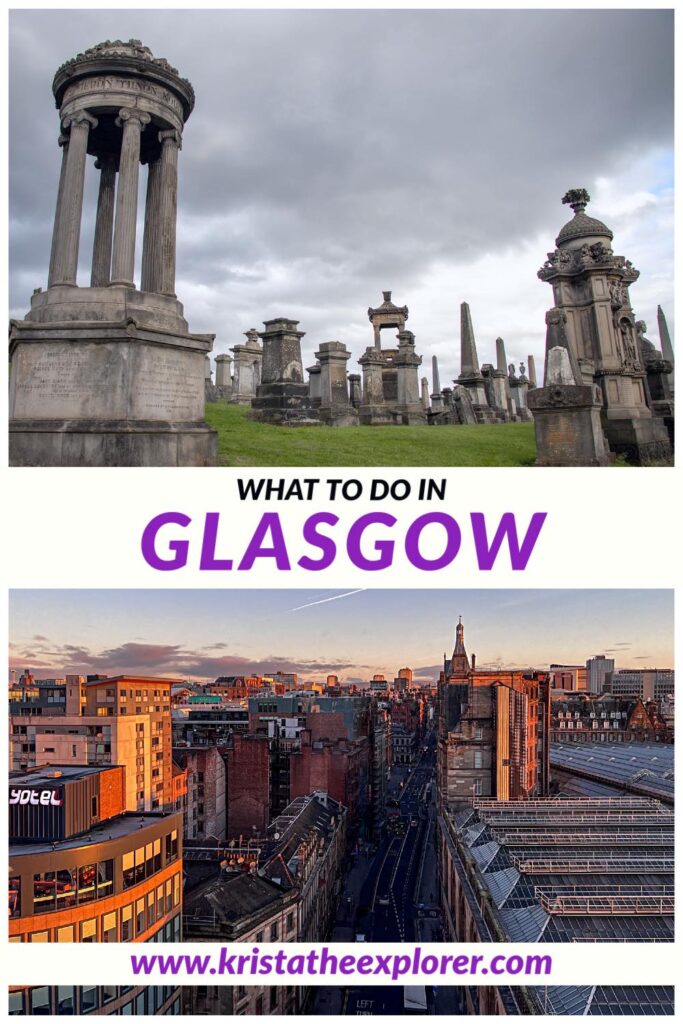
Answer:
[315,341,358,426]
[214,353,233,401]
[230,328,263,405]
[249,318,319,425]
[9,39,217,465]
[394,329,426,424]
[538,188,671,464]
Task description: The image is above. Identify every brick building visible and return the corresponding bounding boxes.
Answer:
[225,734,270,838]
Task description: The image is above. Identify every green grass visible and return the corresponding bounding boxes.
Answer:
[205,403,538,467]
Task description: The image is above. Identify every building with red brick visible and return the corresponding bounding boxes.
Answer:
[225,734,270,838]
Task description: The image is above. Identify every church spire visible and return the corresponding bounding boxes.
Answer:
[450,615,470,675]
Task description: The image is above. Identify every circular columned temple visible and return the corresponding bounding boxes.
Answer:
[9,40,217,466]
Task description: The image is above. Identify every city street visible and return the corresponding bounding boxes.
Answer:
[310,731,464,1015]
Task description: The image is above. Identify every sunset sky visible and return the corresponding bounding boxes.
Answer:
[9,590,674,685]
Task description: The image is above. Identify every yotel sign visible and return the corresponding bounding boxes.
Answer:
[9,788,63,806]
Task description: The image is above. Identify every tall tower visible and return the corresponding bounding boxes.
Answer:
[450,616,470,677]
[537,189,672,464]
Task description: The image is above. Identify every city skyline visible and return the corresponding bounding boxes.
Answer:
[9,9,673,382]
[9,589,674,683]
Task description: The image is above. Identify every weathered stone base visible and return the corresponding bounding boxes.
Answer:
[318,407,359,427]
[359,405,399,426]
[603,415,673,466]
[9,419,217,467]
[249,382,321,426]
[649,401,675,450]
[528,385,611,466]
[212,386,233,402]
[393,405,427,425]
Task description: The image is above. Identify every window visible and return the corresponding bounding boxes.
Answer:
[121,905,133,942]
[30,987,51,1015]
[173,873,181,907]
[122,851,135,889]
[97,859,113,897]
[136,897,146,936]
[30,931,50,942]
[134,845,145,884]
[255,931,264,943]
[56,986,75,1015]
[166,829,179,862]
[9,990,24,1015]
[147,890,156,927]
[102,911,117,942]
[81,919,97,942]
[80,986,98,1014]
[78,864,96,904]
[270,921,279,941]
[286,912,294,933]
[157,884,165,920]
[101,986,117,1006]
[165,878,173,914]
[55,868,76,909]
[9,875,20,918]
[33,872,56,910]
[56,924,75,942]
[270,987,278,1011]
[474,751,483,769]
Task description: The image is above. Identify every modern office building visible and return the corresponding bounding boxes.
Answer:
[10,676,176,811]
[586,655,615,695]
[8,764,184,1015]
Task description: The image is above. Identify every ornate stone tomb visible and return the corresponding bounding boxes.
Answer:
[9,39,217,466]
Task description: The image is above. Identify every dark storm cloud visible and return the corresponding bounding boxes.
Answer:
[9,10,674,376]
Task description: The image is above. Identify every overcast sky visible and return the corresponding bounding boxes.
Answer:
[9,9,674,383]
[9,589,674,683]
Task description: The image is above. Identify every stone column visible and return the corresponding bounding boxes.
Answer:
[50,112,98,286]
[348,374,361,409]
[316,342,357,425]
[157,129,182,296]
[141,158,162,292]
[307,362,322,406]
[359,348,386,405]
[527,354,538,388]
[110,108,150,287]
[47,133,70,287]
[431,355,443,410]
[421,377,430,411]
[90,154,117,287]
[215,354,232,388]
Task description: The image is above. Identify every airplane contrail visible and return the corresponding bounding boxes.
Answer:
[289,590,367,612]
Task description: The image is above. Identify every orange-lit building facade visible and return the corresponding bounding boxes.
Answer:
[437,619,551,807]
[10,676,176,812]
[9,765,183,946]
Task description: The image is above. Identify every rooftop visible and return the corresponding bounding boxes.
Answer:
[10,809,180,856]
[551,742,674,804]
[9,764,115,785]
[447,797,674,944]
